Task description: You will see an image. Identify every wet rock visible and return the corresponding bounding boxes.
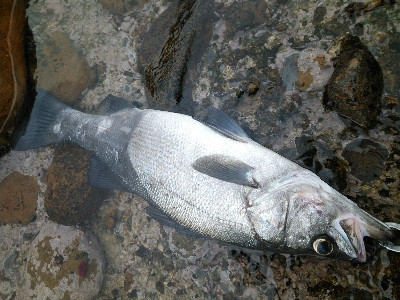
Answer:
[353,23,364,36]
[105,216,116,229]
[345,0,385,16]
[0,172,39,225]
[138,0,214,111]
[295,49,334,92]
[375,32,388,44]
[45,144,108,226]
[377,34,400,99]
[314,7,352,38]
[155,280,165,294]
[35,31,96,104]
[324,34,384,128]
[223,1,269,39]
[20,222,105,299]
[99,0,147,15]
[0,0,27,139]
[236,78,260,98]
[382,95,399,109]
[276,23,287,32]
[384,251,400,299]
[312,6,327,25]
[342,138,389,183]
[279,48,334,92]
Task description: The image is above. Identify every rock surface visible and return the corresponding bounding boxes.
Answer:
[0,171,39,225]
[279,48,334,92]
[324,34,384,128]
[0,0,27,138]
[20,222,105,300]
[223,0,269,40]
[295,48,334,92]
[35,31,96,104]
[138,0,214,111]
[342,138,389,183]
[99,0,147,15]
[45,144,108,226]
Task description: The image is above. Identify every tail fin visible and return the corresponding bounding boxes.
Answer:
[14,88,69,151]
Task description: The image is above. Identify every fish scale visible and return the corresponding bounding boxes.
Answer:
[15,89,400,261]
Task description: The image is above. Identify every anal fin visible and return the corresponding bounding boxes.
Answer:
[88,156,131,192]
[145,205,205,238]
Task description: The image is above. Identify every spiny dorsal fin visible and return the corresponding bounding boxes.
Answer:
[192,154,258,187]
[195,107,250,143]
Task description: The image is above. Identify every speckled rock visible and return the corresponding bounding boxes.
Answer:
[99,0,148,15]
[0,171,39,225]
[384,251,400,299]
[295,49,334,92]
[223,1,269,39]
[0,0,27,138]
[45,144,109,226]
[312,6,327,25]
[20,222,105,300]
[342,138,389,184]
[345,0,386,16]
[35,31,96,104]
[376,32,400,99]
[138,0,214,111]
[324,34,384,128]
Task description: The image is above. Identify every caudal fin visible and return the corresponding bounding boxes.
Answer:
[14,88,69,151]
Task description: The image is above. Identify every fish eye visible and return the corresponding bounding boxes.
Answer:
[313,236,333,256]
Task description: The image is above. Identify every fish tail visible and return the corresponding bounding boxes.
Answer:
[14,88,68,151]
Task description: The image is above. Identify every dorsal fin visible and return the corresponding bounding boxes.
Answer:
[195,107,250,143]
[96,95,136,115]
[192,154,259,188]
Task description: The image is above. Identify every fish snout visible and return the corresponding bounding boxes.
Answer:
[333,214,400,262]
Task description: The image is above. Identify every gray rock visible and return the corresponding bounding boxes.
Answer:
[19,222,105,300]
[324,34,383,128]
[342,138,389,183]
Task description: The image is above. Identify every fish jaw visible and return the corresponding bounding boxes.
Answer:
[332,214,368,261]
[332,211,398,262]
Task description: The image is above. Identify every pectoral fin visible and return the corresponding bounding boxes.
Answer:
[195,107,251,143]
[192,154,258,187]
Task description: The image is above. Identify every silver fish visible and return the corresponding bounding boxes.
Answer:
[15,89,400,262]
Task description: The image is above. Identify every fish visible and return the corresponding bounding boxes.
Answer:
[15,88,400,262]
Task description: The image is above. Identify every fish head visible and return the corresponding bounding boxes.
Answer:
[247,171,399,262]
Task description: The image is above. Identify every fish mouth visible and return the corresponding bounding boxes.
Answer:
[332,214,400,262]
